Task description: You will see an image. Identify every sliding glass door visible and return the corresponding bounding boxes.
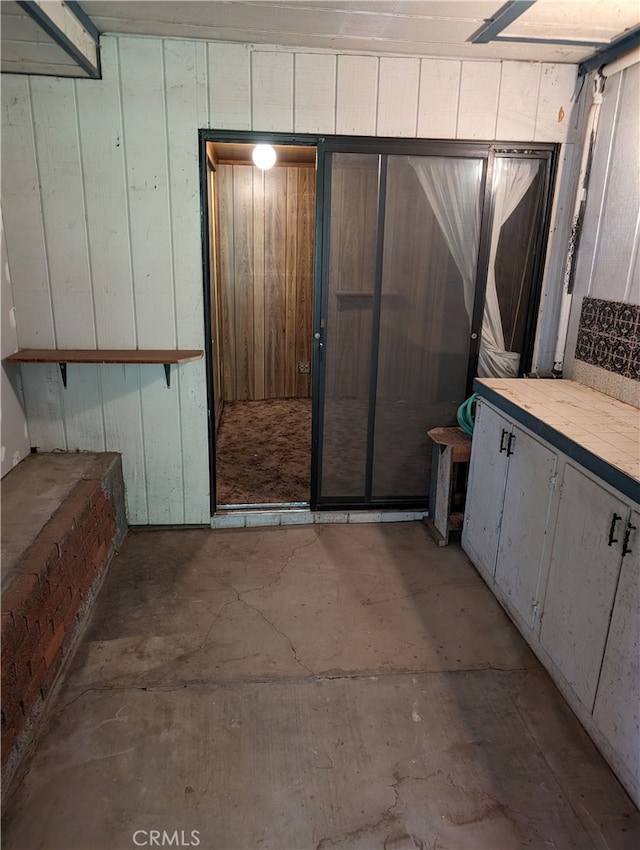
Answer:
[312,142,555,509]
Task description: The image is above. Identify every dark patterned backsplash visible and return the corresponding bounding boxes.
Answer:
[576,297,639,380]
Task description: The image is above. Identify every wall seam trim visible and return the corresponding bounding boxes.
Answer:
[161,39,187,524]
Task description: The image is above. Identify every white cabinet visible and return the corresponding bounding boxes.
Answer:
[593,509,640,799]
[539,463,634,710]
[463,393,640,806]
[494,425,557,629]
[462,402,511,578]
[462,399,557,628]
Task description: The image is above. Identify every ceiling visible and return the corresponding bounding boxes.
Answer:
[1,1,639,77]
[209,141,316,166]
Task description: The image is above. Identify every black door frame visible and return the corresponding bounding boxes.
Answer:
[199,130,558,516]
[199,130,322,517]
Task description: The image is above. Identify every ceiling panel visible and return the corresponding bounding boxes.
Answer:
[2,1,639,75]
[1,0,99,78]
[210,141,316,166]
[507,0,640,43]
[80,0,638,63]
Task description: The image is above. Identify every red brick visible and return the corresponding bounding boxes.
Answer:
[1,572,40,619]
[57,479,100,522]
[93,489,108,510]
[2,711,22,757]
[91,541,108,570]
[38,515,77,560]
[0,612,27,660]
[18,668,46,717]
[43,622,65,670]
[16,540,60,588]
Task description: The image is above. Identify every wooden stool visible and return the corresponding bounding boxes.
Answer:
[423,426,472,546]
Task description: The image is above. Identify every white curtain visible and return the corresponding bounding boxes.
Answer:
[409,155,539,378]
[478,158,539,377]
[408,156,482,324]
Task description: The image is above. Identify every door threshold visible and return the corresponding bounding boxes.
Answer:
[217,502,310,512]
[211,508,428,529]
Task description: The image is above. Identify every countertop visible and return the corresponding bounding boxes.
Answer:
[474,378,639,501]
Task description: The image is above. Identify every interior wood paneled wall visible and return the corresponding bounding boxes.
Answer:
[217,163,315,401]
[1,33,578,523]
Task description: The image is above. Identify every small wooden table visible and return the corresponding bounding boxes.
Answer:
[423,426,472,546]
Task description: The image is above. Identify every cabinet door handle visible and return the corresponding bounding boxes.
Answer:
[506,432,515,457]
[608,513,622,546]
[499,429,508,453]
[622,522,636,557]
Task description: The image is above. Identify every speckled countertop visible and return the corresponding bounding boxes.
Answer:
[475,378,640,492]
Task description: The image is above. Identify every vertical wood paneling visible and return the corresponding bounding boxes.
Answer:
[336,55,378,135]
[60,364,106,451]
[0,75,55,348]
[295,53,336,133]
[590,64,639,302]
[534,63,578,143]
[218,165,236,401]
[233,165,255,399]
[457,61,500,139]
[264,167,287,397]
[217,164,314,401]
[164,39,206,349]
[164,38,210,522]
[417,59,461,139]
[119,37,175,348]
[208,42,251,130]
[119,38,184,524]
[20,365,67,449]
[194,41,210,128]
[29,77,95,347]
[139,368,185,524]
[252,52,294,131]
[377,57,420,137]
[1,33,582,525]
[285,169,298,397]
[295,167,315,398]
[101,364,148,524]
[253,169,266,400]
[75,37,136,347]
[496,61,541,141]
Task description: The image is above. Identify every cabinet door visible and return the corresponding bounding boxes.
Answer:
[593,509,640,793]
[494,425,557,629]
[540,463,628,710]
[462,402,510,578]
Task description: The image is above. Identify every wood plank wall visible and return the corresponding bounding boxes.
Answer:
[217,164,315,401]
[0,34,579,523]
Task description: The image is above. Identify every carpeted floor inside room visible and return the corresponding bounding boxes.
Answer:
[216,398,311,505]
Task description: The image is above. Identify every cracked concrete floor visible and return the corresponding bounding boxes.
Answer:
[3,522,639,850]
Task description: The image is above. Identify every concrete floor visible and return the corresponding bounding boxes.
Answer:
[2,522,639,850]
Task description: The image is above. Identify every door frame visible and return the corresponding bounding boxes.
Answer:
[199,131,558,517]
[312,137,558,510]
[199,130,322,517]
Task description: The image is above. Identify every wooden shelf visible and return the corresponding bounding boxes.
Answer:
[5,349,204,388]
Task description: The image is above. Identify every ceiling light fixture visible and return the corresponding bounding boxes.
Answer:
[252,144,277,170]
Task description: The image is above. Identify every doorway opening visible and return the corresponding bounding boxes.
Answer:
[201,133,558,517]
[205,138,317,510]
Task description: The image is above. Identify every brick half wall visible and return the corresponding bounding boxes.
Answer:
[1,453,127,790]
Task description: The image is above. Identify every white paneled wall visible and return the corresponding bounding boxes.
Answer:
[1,34,578,523]
[1,213,30,478]
[564,61,639,398]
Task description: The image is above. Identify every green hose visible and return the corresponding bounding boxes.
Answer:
[457,393,478,436]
